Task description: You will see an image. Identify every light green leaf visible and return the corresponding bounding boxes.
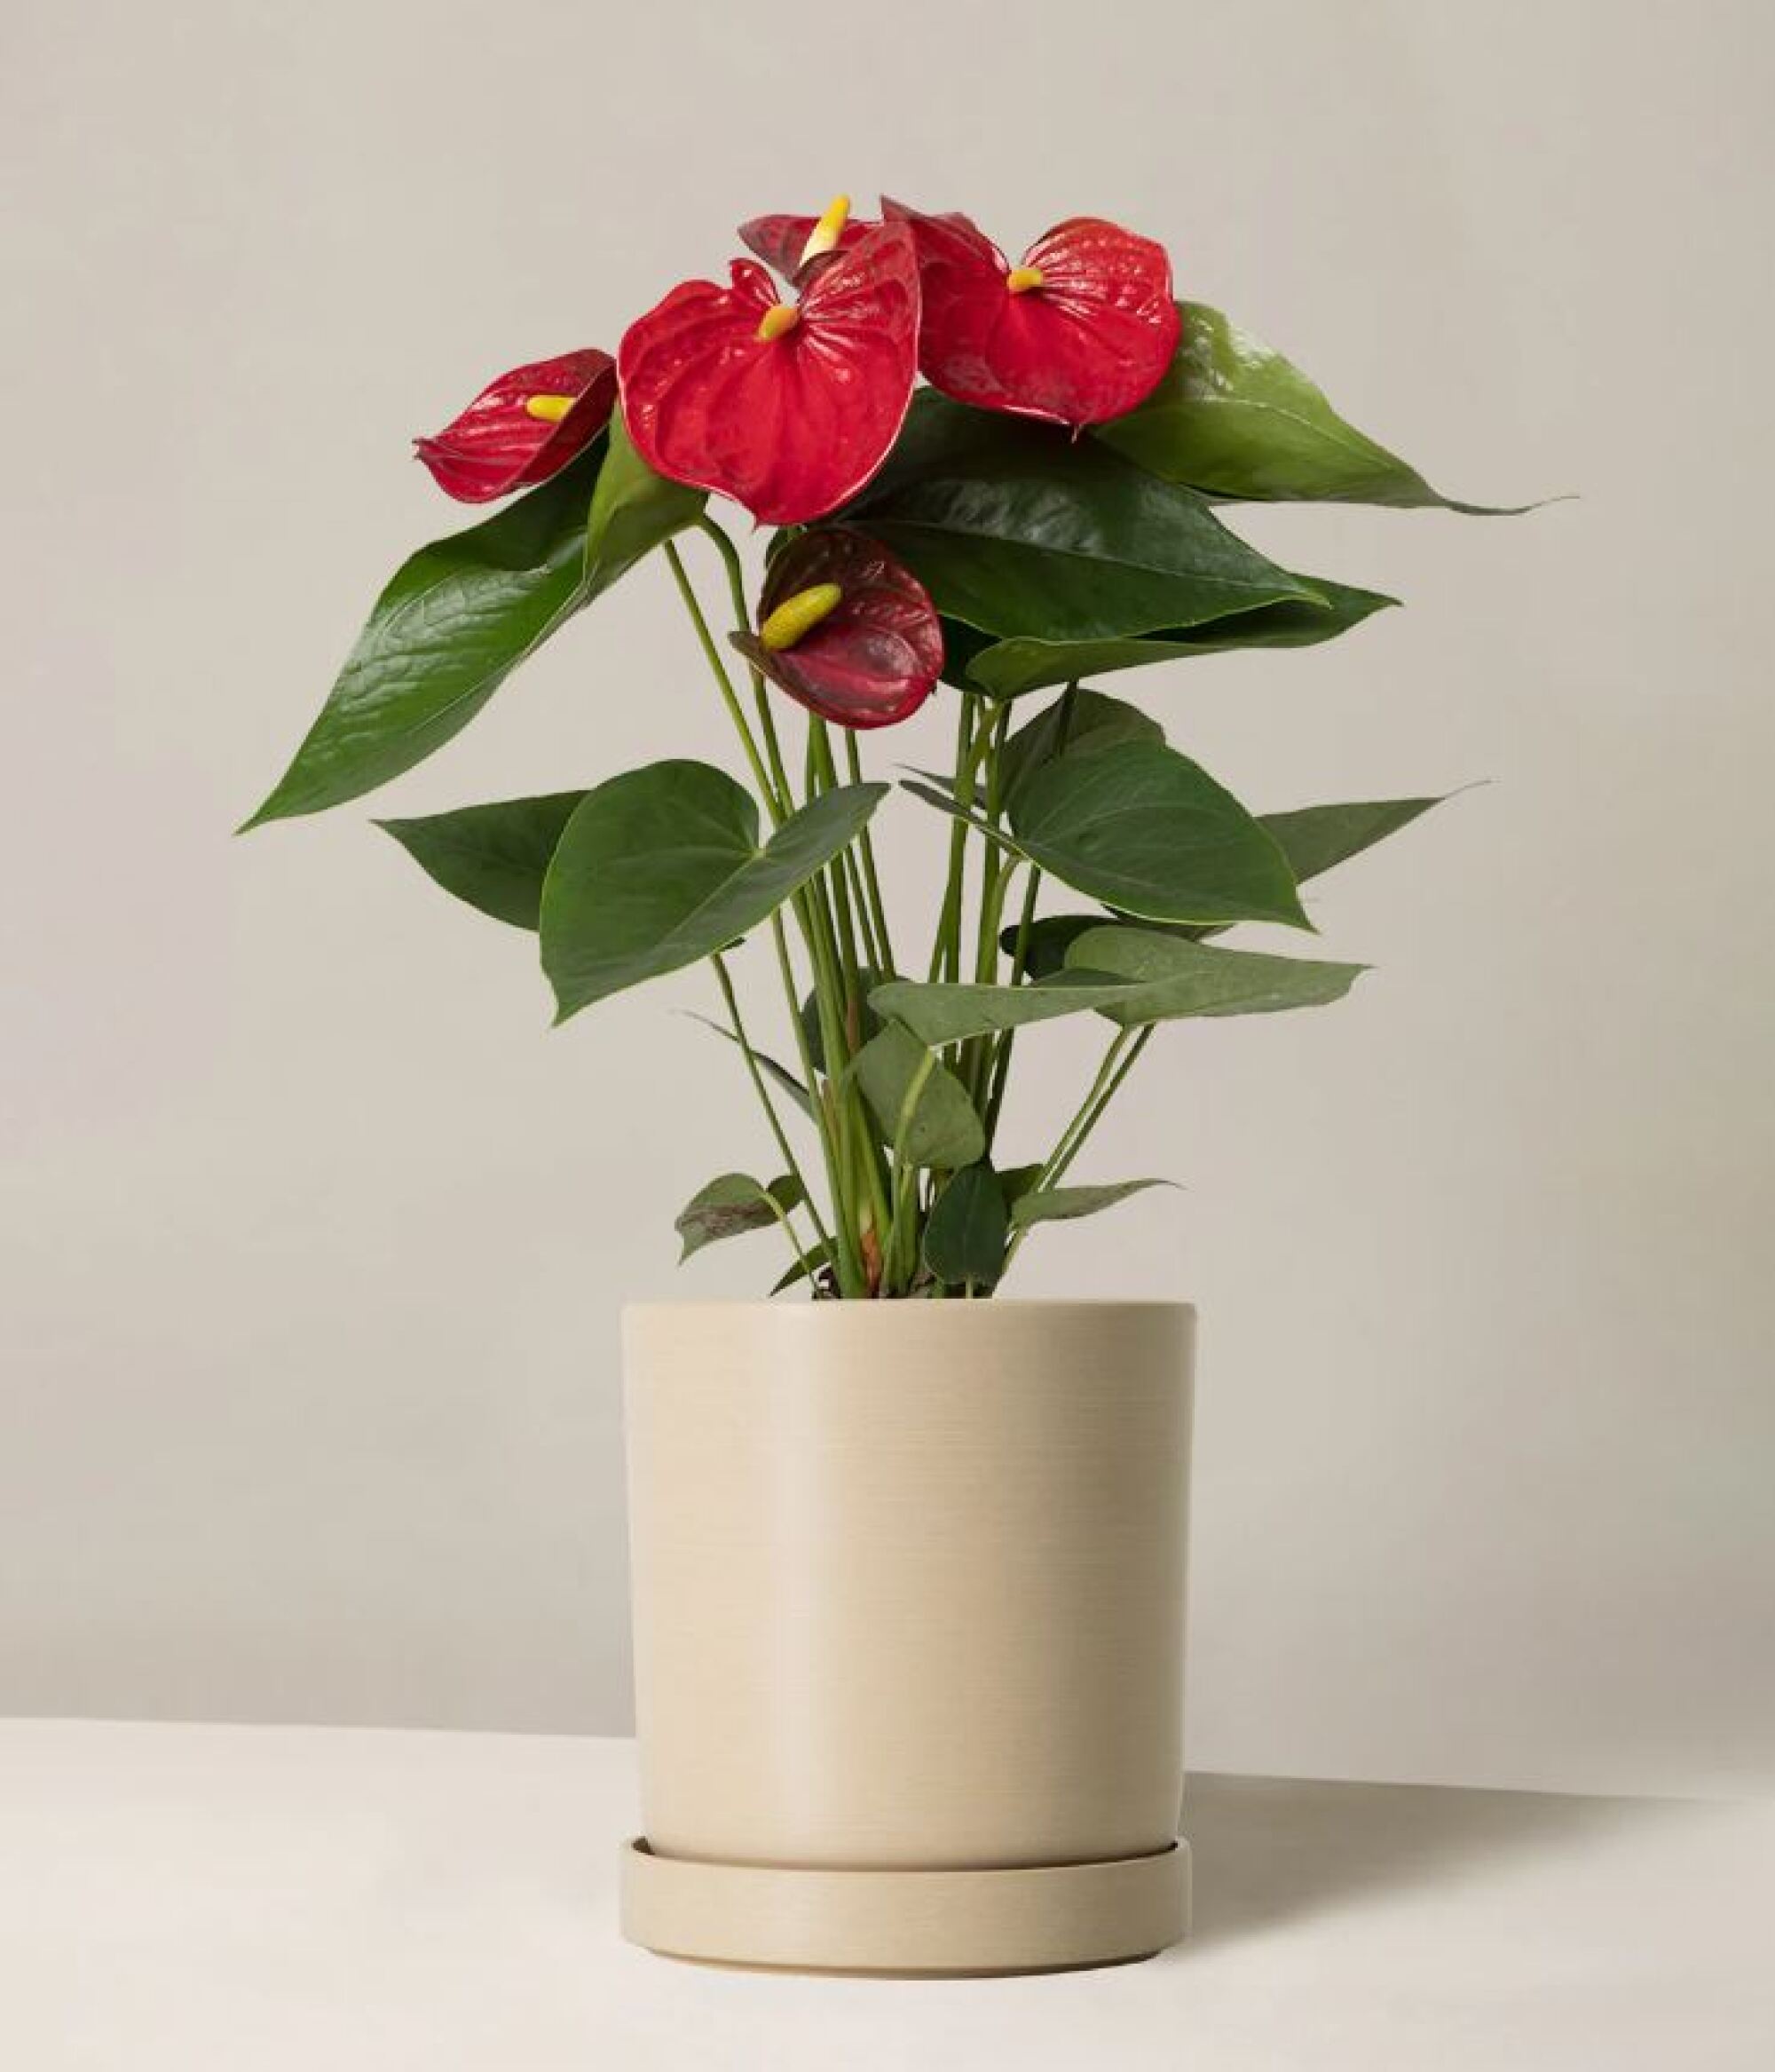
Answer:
[675,1172,804,1262]
[849,1022,984,1169]
[1011,1179,1176,1230]
[1065,927,1367,1026]
[541,763,887,1020]
[1097,302,1532,512]
[923,1163,1009,1290]
[584,407,706,600]
[244,447,604,827]
[872,934,1364,1044]
[377,791,585,929]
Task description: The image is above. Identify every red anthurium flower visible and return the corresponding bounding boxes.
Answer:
[414,349,616,502]
[729,528,943,731]
[618,220,919,526]
[882,200,1179,427]
[738,194,873,282]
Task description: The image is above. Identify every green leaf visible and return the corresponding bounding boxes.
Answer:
[244,446,604,829]
[541,764,887,1020]
[1065,927,1367,1027]
[771,1240,833,1296]
[1097,302,1530,513]
[1011,1178,1176,1230]
[953,579,1397,699]
[682,1014,814,1120]
[1261,796,1445,882]
[872,933,1364,1044]
[376,792,585,929]
[845,391,1326,645]
[923,1163,1009,1291]
[1000,689,1164,804]
[850,1022,984,1169]
[1010,741,1307,929]
[584,407,706,599]
[998,795,1448,971]
[674,1172,803,1262]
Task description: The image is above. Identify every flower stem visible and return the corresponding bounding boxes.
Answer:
[710,949,830,1264]
[663,540,783,821]
[844,731,897,977]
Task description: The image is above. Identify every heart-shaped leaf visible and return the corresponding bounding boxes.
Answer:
[377,792,586,929]
[844,391,1325,646]
[675,1172,804,1261]
[244,447,605,828]
[540,763,887,1019]
[1010,1178,1175,1229]
[999,689,1164,804]
[1097,302,1532,512]
[923,1162,1009,1290]
[1009,741,1306,929]
[849,1022,984,1169]
[947,577,1395,698]
[999,794,1450,971]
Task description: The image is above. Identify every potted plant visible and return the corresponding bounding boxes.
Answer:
[246,195,1523,1974]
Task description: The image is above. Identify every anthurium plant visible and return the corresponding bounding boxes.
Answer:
[247,194,1523,1300]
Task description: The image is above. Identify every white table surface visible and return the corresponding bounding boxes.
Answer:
[1,1721,1768,2070]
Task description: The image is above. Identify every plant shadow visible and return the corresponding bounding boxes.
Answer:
[1177,1771,1674,1949]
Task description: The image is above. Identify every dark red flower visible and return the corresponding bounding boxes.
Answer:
[617,222,919,526]
[738,194,872,282]
[730,528,943,730]
[414,350,616,502]
[882,200,1179,427]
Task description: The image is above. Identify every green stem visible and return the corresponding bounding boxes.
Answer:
[711,950,829,1263]
[696,516,793,816]
[1001,1026,1154,1275]
[663,540,782,822]
[844,731,897,976]
[771,910,862,1297]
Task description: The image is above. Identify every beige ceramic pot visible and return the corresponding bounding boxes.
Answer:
[619,1300,1195,1975]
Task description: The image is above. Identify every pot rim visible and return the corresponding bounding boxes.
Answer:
[625,1297,1196,1319]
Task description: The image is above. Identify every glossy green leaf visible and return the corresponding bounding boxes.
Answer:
[584,407,706,599]
[923,1163,1009,1290]
[244,448,604,828]
[1011,1178,1176,1229]
[376,792,585,929]
[1010,741,1307,929]
[540,763,887,1020]
[873,932,1363,1043]
[1260,796,1445,882]
[1000,689,1164,804]
[1097,302,1529,512]
[849,1022,984,1169]
[951,579,1396,698]
[845,391,1326,645]
[998,795,1448,971]
[674,1172,804,1262]
[1064,927,1366,1027]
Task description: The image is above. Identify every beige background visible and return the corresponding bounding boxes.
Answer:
[4,0,1771,1796]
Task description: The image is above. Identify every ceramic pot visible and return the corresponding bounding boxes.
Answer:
[619,1299,1195,1975]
